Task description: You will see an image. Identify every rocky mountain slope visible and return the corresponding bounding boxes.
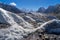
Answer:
[0,8,35,40]
[0,3,60,40]
[37,4,60,14]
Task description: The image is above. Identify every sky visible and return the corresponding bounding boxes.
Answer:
[0,0,60,11]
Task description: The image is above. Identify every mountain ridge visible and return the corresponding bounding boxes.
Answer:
[37,4,60,14]
[0,3,23,13]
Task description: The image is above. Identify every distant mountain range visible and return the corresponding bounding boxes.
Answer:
[37,7,46,13]
[37,4,60,14]
[1,3,60,14]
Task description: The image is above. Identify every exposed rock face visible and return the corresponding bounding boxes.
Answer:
[40,19,60,34]
[44,6,56,13]
[37,7,46,13]
[37,4,60,14]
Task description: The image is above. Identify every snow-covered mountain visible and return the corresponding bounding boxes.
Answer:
[0,8,38,40]
[0,7,60,40]
[0,3,60,40]
[0,8,34,28]
[0,3,23,13]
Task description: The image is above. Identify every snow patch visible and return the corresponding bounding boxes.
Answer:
[10,2,16,6]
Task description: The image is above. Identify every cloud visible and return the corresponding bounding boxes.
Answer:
[10,2,16,6]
